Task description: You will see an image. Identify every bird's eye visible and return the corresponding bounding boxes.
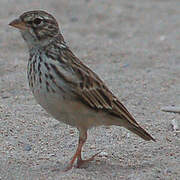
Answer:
[33,18,42,25]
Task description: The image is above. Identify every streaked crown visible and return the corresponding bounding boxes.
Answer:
[9,10,61,48]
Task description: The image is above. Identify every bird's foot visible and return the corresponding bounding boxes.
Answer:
[76,151,101,168]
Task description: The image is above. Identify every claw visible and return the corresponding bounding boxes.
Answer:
[76,151,101,168]
[63,164,73,172]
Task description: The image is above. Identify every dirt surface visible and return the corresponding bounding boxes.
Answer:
[0,0,180,179]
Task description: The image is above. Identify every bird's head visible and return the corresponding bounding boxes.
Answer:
[9,10,60,49]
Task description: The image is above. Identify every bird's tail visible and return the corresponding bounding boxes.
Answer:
[109,99,155,141]
[126,123,156,141]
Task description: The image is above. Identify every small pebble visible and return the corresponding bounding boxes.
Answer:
[161,106,180,113]
[159,35,166,41]
[2,96,9,99]
[127,133,130,138]
[164,168,171,174]
[99,152,108,157]
[24,144,32,151]
[70,17,78,22]
[90,145,96,149]
[171,119,179,131]
[121,63,129,68]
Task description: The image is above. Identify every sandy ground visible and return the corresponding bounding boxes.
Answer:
[0,0,180,179]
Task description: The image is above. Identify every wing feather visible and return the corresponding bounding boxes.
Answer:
[56,47,141,128]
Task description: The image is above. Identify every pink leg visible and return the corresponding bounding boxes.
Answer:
[76,130,101,168]
[65,129,100,171]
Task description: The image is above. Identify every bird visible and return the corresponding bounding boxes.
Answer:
[9,10,155,170]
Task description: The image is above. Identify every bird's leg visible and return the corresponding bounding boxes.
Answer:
[76,129,101,168]
[64,129,87,171]
[65,128,100,171]
[75,129,87,167]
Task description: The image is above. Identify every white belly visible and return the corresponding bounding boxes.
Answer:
[32,86,109,129]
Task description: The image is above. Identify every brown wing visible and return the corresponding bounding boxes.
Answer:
[51,46,155,141]
[59,48,141,128]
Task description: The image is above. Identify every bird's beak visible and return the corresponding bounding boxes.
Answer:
[9,18,27,30]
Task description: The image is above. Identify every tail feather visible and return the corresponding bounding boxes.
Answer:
[127,124,156,141]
